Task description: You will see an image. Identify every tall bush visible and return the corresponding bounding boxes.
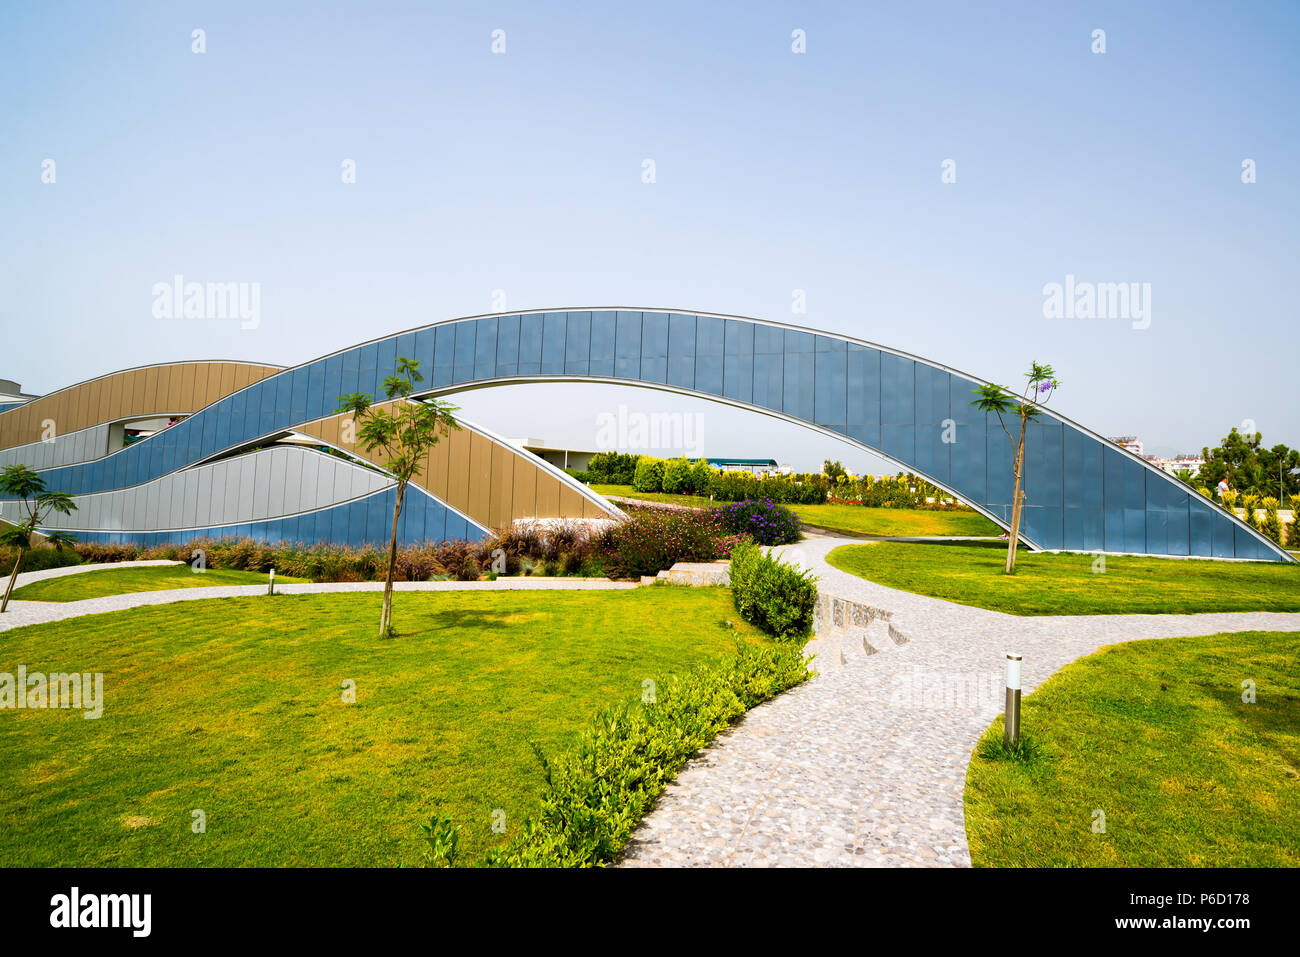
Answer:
[632,456,665,493]
[728,542,818,641]
[660,457,692,494]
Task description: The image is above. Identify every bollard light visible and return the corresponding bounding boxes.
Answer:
[268,567,276,596]
[1004,652,1022,748]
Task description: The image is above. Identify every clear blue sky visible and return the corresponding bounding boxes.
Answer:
[3,0,1297,471]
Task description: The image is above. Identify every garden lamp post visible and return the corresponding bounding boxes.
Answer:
[1004,653,1022,749]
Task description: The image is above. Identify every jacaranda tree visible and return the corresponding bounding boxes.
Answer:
[1,464,78,613]
[970,361,1059,574]
[338,358,459,638]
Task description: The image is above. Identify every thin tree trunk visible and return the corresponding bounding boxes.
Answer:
[1,547,26,613]
[379,482,405,637]
[1005,419,1028,574]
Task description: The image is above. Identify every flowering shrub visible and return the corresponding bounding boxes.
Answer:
[597,504,733,579]
[713,498,800,546]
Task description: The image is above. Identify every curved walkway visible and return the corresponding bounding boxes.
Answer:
[0,562,635,633]
[620,532,1300,867]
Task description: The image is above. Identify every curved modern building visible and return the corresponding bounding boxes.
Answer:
[1,309,1291,561]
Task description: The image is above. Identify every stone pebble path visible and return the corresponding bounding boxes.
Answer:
[620,532,1300,867]
[0,561,634,633]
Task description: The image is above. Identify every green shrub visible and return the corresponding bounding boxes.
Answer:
[660,457,692,494]
[728,541,818,641]
[586,451,639,485]
[488,638,811,867]
[420,815,462,867]
[632,456,665,493]
[687,458,715,495]
[1261,504,1283,545]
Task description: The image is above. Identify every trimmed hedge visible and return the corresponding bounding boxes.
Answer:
[485,638,812,867]
[728,541,818,641]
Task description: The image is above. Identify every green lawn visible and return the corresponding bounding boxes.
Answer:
[793,503,1001,538]
[0,588,763,866]
[826,542,1300,615]
[10,565,307,602]
[590,483,715,508]
[965,631,1300,866]
[589,483,1001,537]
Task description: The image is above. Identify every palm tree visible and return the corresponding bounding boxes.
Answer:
[970,361,1059,574]
[1,465,78,612]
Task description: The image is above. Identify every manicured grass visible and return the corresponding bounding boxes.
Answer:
[590,483,715,508]
[793,503,1001,538]
[10,565,307,602]
[590,483,1000,538]
[826,542,1300,615]
[0,588,764,866]
[965,631,1300,866]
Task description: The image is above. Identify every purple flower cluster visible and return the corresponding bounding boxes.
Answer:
[713,497,800,545]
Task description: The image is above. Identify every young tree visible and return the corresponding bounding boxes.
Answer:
[338,359,459,638]
[1,465,78,613]
[970,361,1059,574]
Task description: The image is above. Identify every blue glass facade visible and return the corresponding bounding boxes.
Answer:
[26,310,1291,561]
[67,486,487,548]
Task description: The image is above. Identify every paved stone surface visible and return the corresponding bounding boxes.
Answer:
[620,532,1300,868]
[9,559,181,589]
[0,575,636,633]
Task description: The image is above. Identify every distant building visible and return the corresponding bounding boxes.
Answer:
[506,438,597,472]
[1108,435,1143,457]
[0,379,39,413]
[706,457,781,475]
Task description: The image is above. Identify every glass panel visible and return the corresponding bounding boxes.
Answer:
[453,321,476,384]
[433,324,457,386]
[694,317,725,395]
[374,335,398,387]
[305,362,326,422]
[752,353,782,412]
[474,317,498,380]
[666,314,696,390]
[541,312,566,375]
[564,312,591,375]
[881,353,915,426]
[494,315,520,377]
[411,329,438,384]
[640,312,668,383]
[355,342,379,399]
[589,311,615,377]
[517,314,543,375]
[781,330,814,422]
[847,344,881,449]
[813,336,846,432]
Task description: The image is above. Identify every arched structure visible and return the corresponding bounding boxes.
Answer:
[0,309,1290,561]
